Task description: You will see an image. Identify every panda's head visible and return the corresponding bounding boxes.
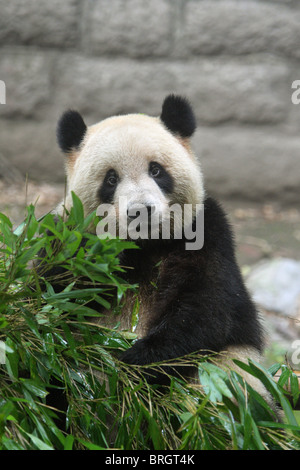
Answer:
[56,95,204,240]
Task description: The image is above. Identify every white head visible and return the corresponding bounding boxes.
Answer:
[56,95,205,240]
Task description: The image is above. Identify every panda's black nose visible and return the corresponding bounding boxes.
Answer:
[127,204,155,220]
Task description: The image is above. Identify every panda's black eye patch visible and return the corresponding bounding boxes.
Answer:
[149,161,174,194]
[98,169,119,203]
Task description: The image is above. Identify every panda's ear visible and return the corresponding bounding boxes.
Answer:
[56,110,87,154]
[160,95,196,138]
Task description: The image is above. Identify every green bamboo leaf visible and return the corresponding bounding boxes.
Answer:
[71,191,84,225]
[26,216,39,241]
[235,359,299,428]
[26,433,54,451]
[277,365,291,388]
[0,401,15,423]
[0,213,12,228]
[61,323,77,358]
[21,379,48,398]
[1,436,24,450]
[16,238,45,266]
[76,438,105,450]
[250,415,265,450]
[5,338,19,379]
[242,411,252,450]
[63,434,75,450]
[268,363,281,376]
[198,363,232,403]
[142,407,164,450]
[290,372,300,408]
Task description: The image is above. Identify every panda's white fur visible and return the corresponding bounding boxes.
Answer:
[59,114,203,221]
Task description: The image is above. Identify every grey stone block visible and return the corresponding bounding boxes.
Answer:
[183,0,300,59]
[255,0,297,4]
[0,0,79,47]
[53,55,176,121]
[193,126,300,203]
[53,54,289,125]
[85,0,172,58]
[178,57,290,125]
[0,50,52,118]
[0,118,63,182]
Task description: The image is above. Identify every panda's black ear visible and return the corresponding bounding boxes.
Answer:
[160,95,196,138]
[56,110,87,153]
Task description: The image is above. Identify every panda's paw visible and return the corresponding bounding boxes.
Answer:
[120,340,170,385]
[120,339,153,366]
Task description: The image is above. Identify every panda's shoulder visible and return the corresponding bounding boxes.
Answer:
[204,196,228,221]
[203,196,235,256]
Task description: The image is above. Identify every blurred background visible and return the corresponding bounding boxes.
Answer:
[0,0,299,365]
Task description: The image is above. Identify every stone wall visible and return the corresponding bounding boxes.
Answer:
[0,0,300,204]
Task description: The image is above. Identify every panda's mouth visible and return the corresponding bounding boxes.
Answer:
[127,204,156,221]
[126,207,160,240]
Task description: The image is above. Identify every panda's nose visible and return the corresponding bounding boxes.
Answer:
[127,204,155,220]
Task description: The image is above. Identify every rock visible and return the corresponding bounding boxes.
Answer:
[53,54,289,125]
[0,0,79,48]
[0,51,52,118]
[87,0,172,58]
[246,258,300,317]
[183,0,300,59]
[195,127,300,204]
[0,119,62,182]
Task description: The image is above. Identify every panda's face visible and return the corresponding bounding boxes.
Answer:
[57,96,205,238]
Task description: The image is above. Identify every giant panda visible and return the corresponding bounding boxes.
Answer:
[53,94,273,408]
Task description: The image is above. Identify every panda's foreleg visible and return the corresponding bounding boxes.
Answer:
[120,301,230,385]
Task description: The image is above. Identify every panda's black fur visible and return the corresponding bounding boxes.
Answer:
[160,95,197,138]
[117,196,263,382]
[49,95,265,387]
[56,109,87,153]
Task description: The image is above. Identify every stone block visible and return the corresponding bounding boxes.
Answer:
[86,0,172,57]
[53,55,175,121]
[183,0,300,59]
[53,54,289,125]
[0,0,79,47]
[0,50,52,118]
[179,57,289,125]
[193,126,300,203]
[0,119,63,182]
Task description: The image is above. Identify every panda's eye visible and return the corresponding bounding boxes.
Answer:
[98,169,119,203]
[107,175,118,186]
[105,169,119,187]
[149,161,174,194]
[150,166,161,178]
[149,162,163,178]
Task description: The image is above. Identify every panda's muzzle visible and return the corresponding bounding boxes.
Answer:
[127,203,156,221]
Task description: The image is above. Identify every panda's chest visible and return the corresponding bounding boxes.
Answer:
[98,263,162,338]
